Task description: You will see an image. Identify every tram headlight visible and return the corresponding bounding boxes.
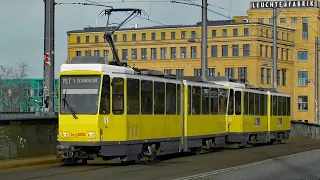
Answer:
[62,132,69,137]
[87,132,96,138]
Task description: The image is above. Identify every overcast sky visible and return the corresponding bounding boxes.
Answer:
[0,0,251,78]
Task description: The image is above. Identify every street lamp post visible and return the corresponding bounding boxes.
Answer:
[171,0,208,79]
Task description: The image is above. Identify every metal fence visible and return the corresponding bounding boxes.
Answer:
[0,116,58,160]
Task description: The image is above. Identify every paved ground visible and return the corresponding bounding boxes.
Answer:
[173,149,320,180]
[0,139,319,180]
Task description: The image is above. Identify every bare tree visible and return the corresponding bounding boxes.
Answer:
[0,63,32,112]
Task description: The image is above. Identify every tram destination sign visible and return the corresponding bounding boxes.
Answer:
[61,76,100,85]
[251,0,315,9]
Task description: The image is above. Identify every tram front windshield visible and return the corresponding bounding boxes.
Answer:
[60,75,101,115]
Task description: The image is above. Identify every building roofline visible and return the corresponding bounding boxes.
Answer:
[66,20,295,35]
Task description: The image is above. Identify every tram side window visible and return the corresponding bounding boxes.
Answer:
[272,95,278,116]
[278,96,283,116]
[259,94,265,116]
[282,96,286,116]
[127,79,140,115]
[235,91,241,115]
[254,93,260,116]
[166,83,176,115]
[188,86,192,115]
[219,88,228,115]
[154,82,165,114]
[192,86,201,115]
[99,75,110,114]
[244,92,249,115]
[177,84,181,115]
[210,88,219,115]
[228,89,234,115]
[141,80,153,114]
[202,87,210,115]
[249,93,254,115]
[112,78,124,115]
[287,97,291,116]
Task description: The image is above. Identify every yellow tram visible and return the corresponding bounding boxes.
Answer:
[56,58,291,164]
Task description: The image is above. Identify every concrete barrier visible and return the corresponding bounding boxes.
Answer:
[0,116,58,160]
[290,120,320,139]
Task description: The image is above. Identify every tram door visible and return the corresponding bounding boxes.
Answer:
[226,89,242,133]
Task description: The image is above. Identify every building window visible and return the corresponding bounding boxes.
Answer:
[267,68,271,84]
[298,96,308,111]
[122,34,127,42]
[161,47,166,59]
[77,36,81,43]
[222,45,228,57]
[142,33,146,40]
[103,50,109,60]
[164,69,172,75]
[286,49,289,60]
[151,33,156,40]
[258,18,264,23]
[171,47,176,59]
[95,35,99,43]
[212,30,216,37]
[180,47,186,59]
[151,48,157,60]
[122,49,128,60]
[225,68,234,78]
[233,28,238,37]
[302,17,308,40]
[238,67,247,81]
[260,45,263,57]
[131,48,137,60]
[85,50,91,56]
[222,29,227,37]
[141,48,147,59]
[211,45,217,57]
[291,17,297,24]
[244,28,249,36]
[298,51,308,61]
[265,45,269,58]
[191,31,196,38]
[232,45,239,57]
[181,31,186,39]
[277,70,280,85]
[132,34,136,41]
[266,29,269,38]
[208,68,215,76]
[176,69,184,76]
[76,51,81,56]
[269,18,273,24]
[260,28,263,36]
[113,35,117,42]
[282,69,287,86]
[243,44,250,56]
[161,32,166,40]
[298,71,308,86]
[261,68,264,84]
[280,18,286,24]
[171,32,176,40]
[194,68,201,76]
[191,46,197,58]
[94,50,100,56]
[86,36,90,43]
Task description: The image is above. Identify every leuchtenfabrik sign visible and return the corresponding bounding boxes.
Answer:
[251,0,315,9]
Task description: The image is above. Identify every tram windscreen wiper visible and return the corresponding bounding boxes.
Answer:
[62,90,78,119]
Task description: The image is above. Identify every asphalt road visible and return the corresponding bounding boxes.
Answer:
[0,139,319,180]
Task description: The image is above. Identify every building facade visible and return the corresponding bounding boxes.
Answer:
[66,0,319,123]
[0,78,59,112]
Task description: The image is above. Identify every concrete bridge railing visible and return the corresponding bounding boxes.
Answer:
[0,118,319,160]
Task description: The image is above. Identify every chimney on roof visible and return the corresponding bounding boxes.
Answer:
[131,24,139,28]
